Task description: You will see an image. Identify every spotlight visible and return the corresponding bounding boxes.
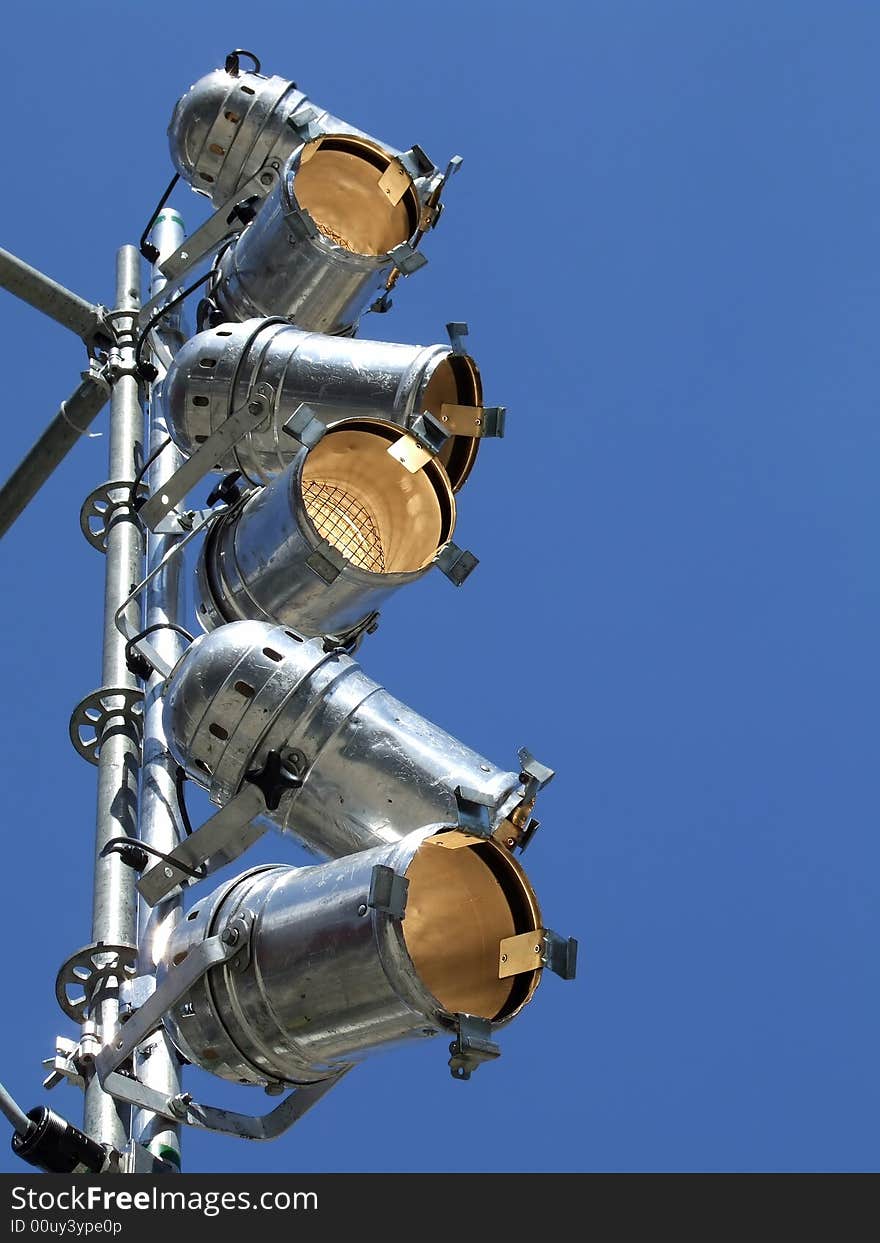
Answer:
[210,136,429,336]
[196,419,461,643]
[162,318,499,493]
[160,825,567,1086]
[163,622,549,861]
[168,59,444,217]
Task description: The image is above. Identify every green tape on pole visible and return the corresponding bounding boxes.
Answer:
[155,213,186,230]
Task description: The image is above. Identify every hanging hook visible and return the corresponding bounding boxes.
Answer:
[225,49,261,76]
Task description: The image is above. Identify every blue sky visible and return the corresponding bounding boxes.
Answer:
[0,1,877,1173]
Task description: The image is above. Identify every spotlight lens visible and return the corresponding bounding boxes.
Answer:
[300,425,454,574]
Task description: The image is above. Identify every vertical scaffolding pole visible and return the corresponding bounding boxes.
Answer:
[132,209,188,1170]
[83,247,144,1149]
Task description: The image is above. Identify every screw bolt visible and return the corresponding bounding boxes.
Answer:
[168,1093,192,1119]
[221,924,240,946]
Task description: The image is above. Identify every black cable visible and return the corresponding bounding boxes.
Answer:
[139,172,181,263]
[124,622,194,677]
[135,268,217,382]
[100,837,204,880]
[176,765,195,837]
[130,436,171,508]
[225,48,261,75]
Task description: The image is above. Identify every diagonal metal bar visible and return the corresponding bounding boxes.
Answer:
[102,1068,351,1140]
[95,934,238,1084]
[0,246,109,344]
[137,784,269,906]
[0,365,112,540]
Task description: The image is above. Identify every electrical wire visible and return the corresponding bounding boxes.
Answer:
[0,1081,33,1137]
[134,268,217,382]
[139,172,181,264]
[130,436,171,508]
[176,765,195,836]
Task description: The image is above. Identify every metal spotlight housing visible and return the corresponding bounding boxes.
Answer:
[196,419,461,643]
[168,61,444,216]
[163,622,548,860]
[162,318,496,492]
[160,825,550,1086]
[210,136,429,336]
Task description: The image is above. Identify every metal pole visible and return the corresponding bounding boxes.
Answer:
[0,366,111,539]
[0,245,108,343]
[133,208,188,1170]
[82,246,144,1150]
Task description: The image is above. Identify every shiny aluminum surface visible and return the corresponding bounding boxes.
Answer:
[161,828,542,1086]
[162,318,482,490]
[168,66,442,212]
[195,421,456,642]
[213,138,422,336]
[162,622,530,860]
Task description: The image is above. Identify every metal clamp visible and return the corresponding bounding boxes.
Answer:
[398,144,438,182]
[446,321,469,355]
[69,687,143,765]
[305,539,346,584]
[55,942,138,1023]
[286,207,320,244]
[542,931,578,981]
[454,786,495,838]
[388,242,428,276]
[434,541,479,585]
[517,747,556,799]
[79,479,147,553]
[421,154,463,229]
[322,609,381,655]
[42,1033,100,1092]
[448,1015,500,1081]
[498,928,577,981]
[281,403,327,449]
[438,403,506,439]
[367,865,409,919]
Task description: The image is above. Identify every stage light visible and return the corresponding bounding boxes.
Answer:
[209,136,429,336]
[160,825,556,1086]
[168,58,444,217]
[196,419,460,643]
[163,622,549,861]
[162,318,496,492]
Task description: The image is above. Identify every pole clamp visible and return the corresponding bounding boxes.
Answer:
[448,1015,500,1081]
